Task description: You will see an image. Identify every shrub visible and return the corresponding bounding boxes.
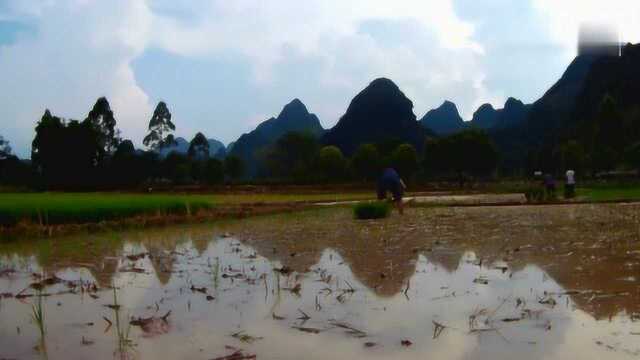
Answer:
[524,186,545,203]
[353,201,391,220]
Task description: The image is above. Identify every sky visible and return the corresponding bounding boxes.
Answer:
[1,0,639,158]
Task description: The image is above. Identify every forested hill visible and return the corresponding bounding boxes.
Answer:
[229,99,324,177]
[158,137,225,159]
[492,43,640,173]
[419,97,531,137]
[419,101,465,135]
[323,78,429,155]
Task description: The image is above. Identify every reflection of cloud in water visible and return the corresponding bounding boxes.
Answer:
[1,239,639,359]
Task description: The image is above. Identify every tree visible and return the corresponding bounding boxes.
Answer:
[558,140,586,175]
[224,155,244,182]
[423,129,498,179]
[0,136,29,186]
[0,135,11,160]
[204,158,225,185]
[596,95,626,154]
[265,132,320,181]
[162,152,191,184]
[351,144,382,182]
[390,144,418,181]
[143,101,176,150]
[625,142,640,173]
[422,138,450,177]
[84,97,120,153]
[188,132,209,160]
[32,110,103,188]
[457,130,498,177]
[110,140,142,187]
[0,155,31,186]
[317,146,347,182]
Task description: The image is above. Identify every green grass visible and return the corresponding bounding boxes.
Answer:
[576,187,640,202]
[353,201,391,220]
[0,192,376,227]
[31,289,45,338]
[209,192,372,204]
[0,193,214,226]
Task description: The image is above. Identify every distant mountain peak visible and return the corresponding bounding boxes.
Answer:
[157,136,226,158]
[477,103,496,112]
[275,98,313,124]
[288,98,305,107]
[370,77,398,87]
[441,100,457,108]
[471,104,499,129]
[323,77,426,155]
[281,98,307,112]
[419,100,464,135]
[229,99,324,177]
[504,97,524,108]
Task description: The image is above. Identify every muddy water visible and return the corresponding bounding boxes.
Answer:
[2,203,640,360]
[0,229,639,359]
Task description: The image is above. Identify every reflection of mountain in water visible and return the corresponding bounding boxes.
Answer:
[5,238,637,360]
[1,230,637,322]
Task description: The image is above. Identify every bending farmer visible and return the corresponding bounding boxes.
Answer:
[377,167,407,215]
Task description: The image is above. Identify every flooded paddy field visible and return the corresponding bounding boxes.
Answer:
[1,203,640,359]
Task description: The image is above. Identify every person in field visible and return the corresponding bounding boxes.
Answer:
[565,169,576,198]
[543,173,556,200]
[377,167,407,214]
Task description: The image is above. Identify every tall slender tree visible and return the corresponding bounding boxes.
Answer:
[84,97,120,153]
[144,101,177,150]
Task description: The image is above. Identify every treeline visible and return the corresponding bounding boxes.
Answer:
[525,95,640,177]
[6,92,637,190]
[0,96,499,189]
[252,129,498,184]
[0,98,246,189]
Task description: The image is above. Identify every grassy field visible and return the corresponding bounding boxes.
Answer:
[0,193,217,226]
[0,192,375,226]
[2,184,638,228]
[577,186,640,202]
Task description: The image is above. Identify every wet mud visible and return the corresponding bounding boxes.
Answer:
[1,203,639,359]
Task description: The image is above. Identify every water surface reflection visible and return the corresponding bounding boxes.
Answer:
[0,229,639,359]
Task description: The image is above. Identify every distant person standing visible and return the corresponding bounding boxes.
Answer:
[377,168,407,215]
[543,173,556,200]
[565,169,576,199]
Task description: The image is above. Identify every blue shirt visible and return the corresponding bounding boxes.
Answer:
[381,168,400,184]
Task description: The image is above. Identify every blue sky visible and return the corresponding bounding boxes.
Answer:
[1,0,639,158]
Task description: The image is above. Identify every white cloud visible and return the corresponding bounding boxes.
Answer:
[149,0,493,122]
[2,0,639,156]
[0,0,153,157]
[2,0,499,156]
[533,0,640,55]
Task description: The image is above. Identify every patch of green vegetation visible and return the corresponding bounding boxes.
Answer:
[353,201,391,220]
[0,191,379,227]
[0,193,214,226]
[31,289,46,338]
[210,192,373,204]
[577,187,640,202]
[524,186,546,203]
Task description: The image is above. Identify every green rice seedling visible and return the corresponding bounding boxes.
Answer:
[0,193,214,226]
[110,286,134,359]
[31,289,45,338]
[31,288,48,358]
[353,201,391,220]
[212,257,220,293]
